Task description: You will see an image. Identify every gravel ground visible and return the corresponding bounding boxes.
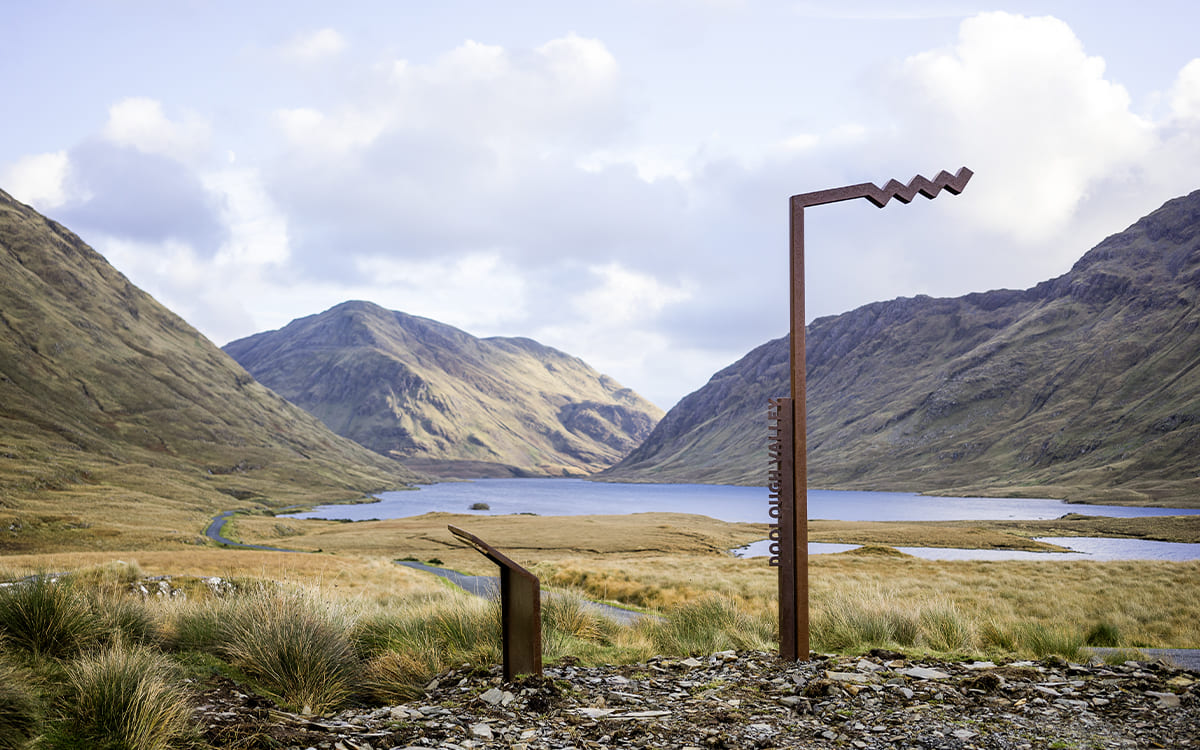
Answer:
[194,650,1198,749]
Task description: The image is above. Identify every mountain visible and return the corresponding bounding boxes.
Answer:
[223,301,663,478]
[602,190,1200,506]
[0,188,421,551]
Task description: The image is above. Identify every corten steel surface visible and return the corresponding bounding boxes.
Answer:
[767,397,798,659]
[778,167,972,661]
[447,524,542,679]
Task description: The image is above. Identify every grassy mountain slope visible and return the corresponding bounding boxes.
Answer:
[602,190,1200,506]
[0,188,422,551]
[223,301,663,477]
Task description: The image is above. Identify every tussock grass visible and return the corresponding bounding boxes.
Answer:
[214,585,360,714]
[919,602,975,653]
[1005,622,1085,660]
[1085,621,1123,648]
[50,644,193,750]
[542,590,613,648]
[356,592,500,702]
[0,575,100,659]
[0,657,40,750]
[812,587,923,651]
[540,554,1200,657]
[647,595,776,656]
[93,593,162,647]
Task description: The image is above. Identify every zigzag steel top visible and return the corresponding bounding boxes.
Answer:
[792,167,972,209]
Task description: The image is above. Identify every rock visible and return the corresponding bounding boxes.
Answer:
[478,687,505,706]
[190,652,1200,749]
[1146,691,1181,708]
[964,661,997,670]
[825,670,873,683]
[898,666,951,680]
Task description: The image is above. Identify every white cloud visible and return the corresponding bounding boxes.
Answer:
[383,33,623,150]
[351,252,529,332]
[576,263,692,324]
[281,28,346,62]
[890,12,1153,243]
[203,167,291,267]
[274,107,386,154]
[2,151,70,209]
[263,31,661,277]
[102,97,210,161]
[10,10,1199,410]
[1169,58,1200,121]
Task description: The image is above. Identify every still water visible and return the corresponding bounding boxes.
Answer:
[287,477,1200,524]
[286,478,1200,561]
[732,538,1200,562]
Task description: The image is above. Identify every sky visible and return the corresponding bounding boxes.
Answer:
[4,1,1199,409]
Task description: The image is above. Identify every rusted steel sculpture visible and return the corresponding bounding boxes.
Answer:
[447,524,542,679]
[774,167,972,661]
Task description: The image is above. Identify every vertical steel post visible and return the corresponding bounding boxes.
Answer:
[788,199,810,661]
[776,167,972,661]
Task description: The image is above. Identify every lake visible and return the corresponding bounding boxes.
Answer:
[732,538,1200,562]
[285,478,1200,561]
[287,477,1200,524]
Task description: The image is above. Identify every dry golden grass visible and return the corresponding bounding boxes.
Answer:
[227,511,769,574]
[0,549,445,605]
[809,515,1200,550]
[5,512,1198,653]
[807,520,1063,551]
[225,511,1200,572]
[535,552,1200,649]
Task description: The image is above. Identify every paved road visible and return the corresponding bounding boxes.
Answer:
[1087,647,1200,671]
[395,560,651,626]
[202,511,648,624]
[395,560,501,597]
[203,510,304,552]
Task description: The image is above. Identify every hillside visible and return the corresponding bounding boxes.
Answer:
[223,302,663,477]
[602,190,1200,506]
[0,188,422,551]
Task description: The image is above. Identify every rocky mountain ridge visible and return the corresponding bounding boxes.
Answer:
[224,301,663,477]
[603,189,1200,505]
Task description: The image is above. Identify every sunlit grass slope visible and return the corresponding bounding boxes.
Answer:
[0,188,422,551]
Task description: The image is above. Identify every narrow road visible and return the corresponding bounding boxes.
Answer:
[203,510,304,552]
[395,560,651,625]
[1087,647,1200,671]
[204,511,649,624]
